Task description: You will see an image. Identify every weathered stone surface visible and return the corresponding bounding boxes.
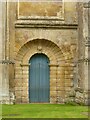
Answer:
[65,87,89,105]
[18,2,63,17]
[1,2,88,104]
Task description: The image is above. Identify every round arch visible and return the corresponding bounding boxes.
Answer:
[14,39,67,103]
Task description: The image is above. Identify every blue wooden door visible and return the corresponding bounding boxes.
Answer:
[29,54,50,103]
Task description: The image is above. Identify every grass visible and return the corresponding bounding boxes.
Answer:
[2,104,89,118]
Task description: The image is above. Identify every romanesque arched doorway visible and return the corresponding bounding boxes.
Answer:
[29,53,50,103]
[15,39,69,103]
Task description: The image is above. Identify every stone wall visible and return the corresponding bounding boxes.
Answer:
[0,2,3,104]
[77,2,89,105]
[1,1,89,104]
[65,87,88,105]
[0,2,10,104]
[13,2,78,103]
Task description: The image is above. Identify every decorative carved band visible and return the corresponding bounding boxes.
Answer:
[84,2,90,8]
[78,58,90,63]
[0,60,15,64]
[85,37,90,46]
[15,20,78,29]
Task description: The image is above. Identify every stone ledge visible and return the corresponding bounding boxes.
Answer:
[15,20,78,29]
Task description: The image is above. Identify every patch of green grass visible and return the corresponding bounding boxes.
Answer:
[2,104,88,118]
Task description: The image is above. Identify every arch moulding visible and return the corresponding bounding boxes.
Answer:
[14,39,69,103]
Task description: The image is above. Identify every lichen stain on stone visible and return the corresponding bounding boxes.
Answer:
[19,2,62,17]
